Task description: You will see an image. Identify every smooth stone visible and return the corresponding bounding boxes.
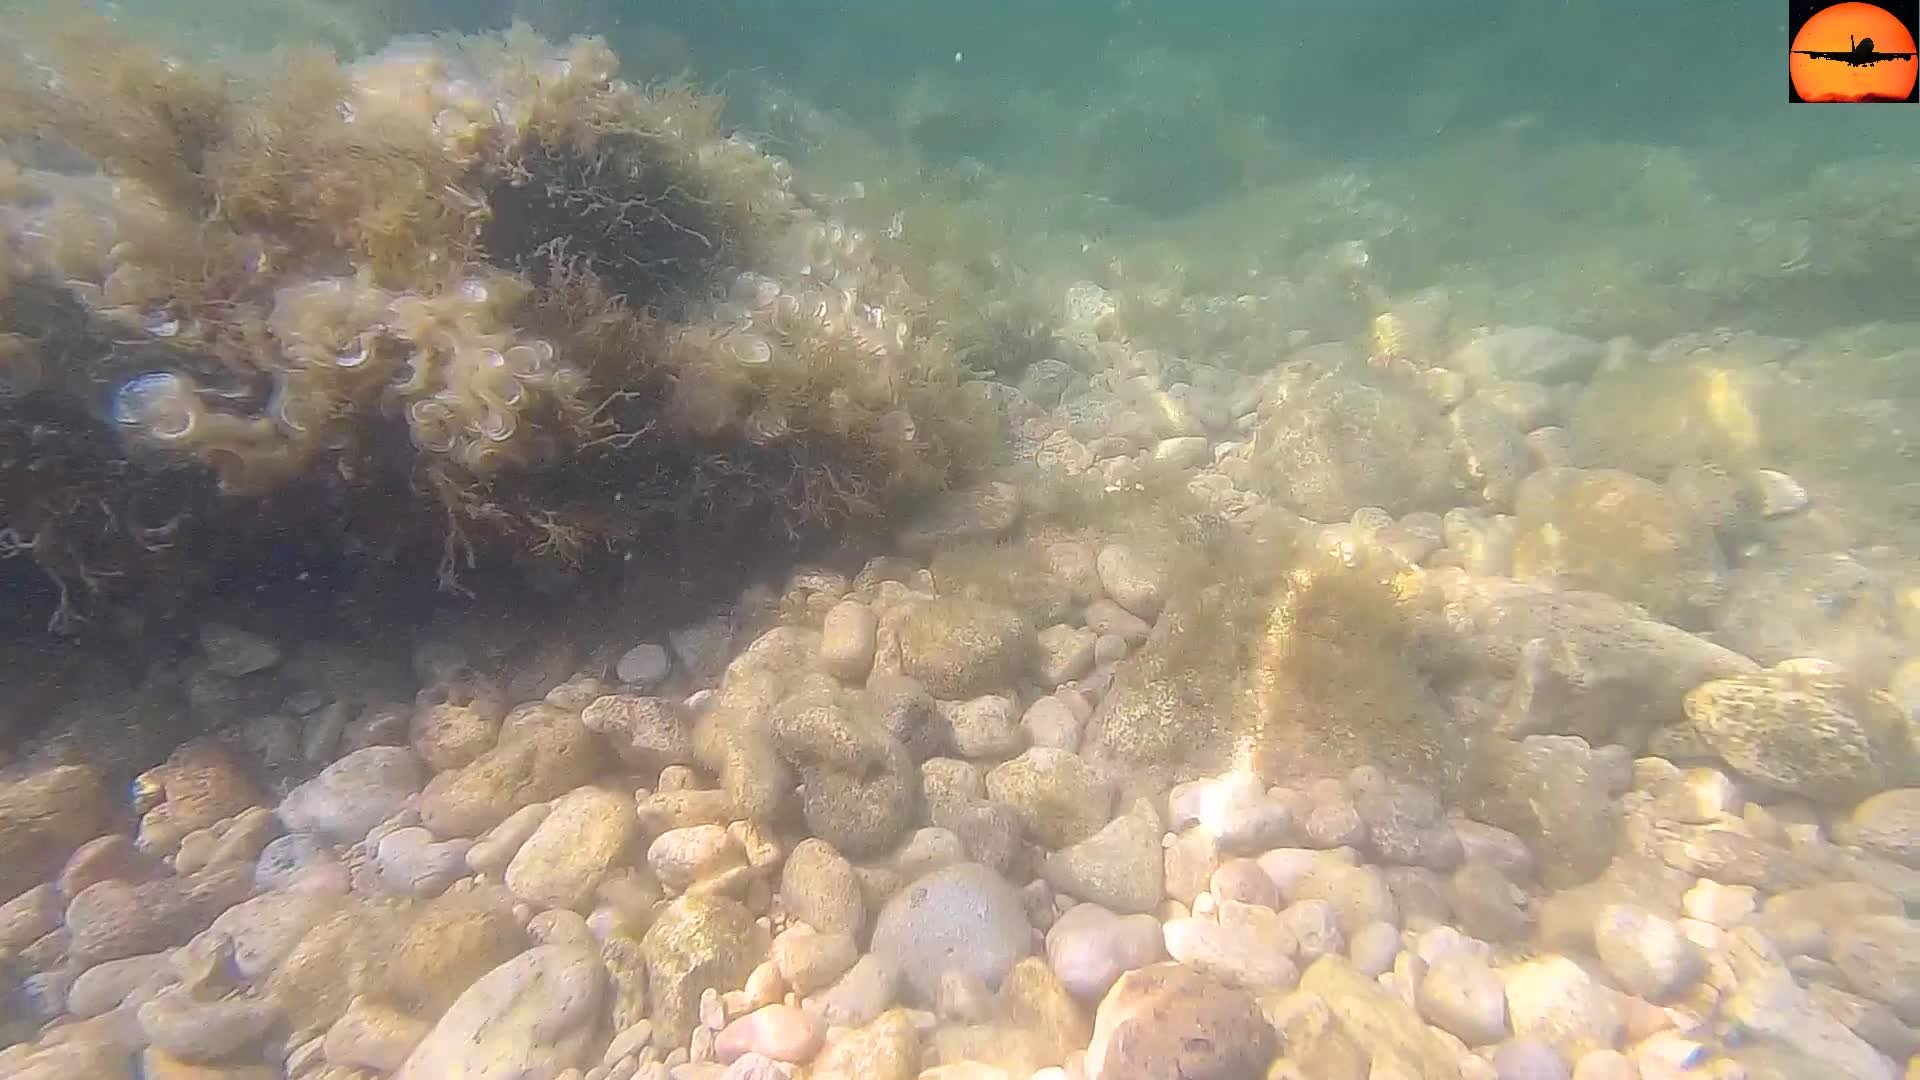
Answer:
[1592,904,1701,1002]
[944,695,1027,760]
[870,862,1032,1003]
[714,1004,824,1064]
[1021,697,1083,752]
[395,945,606,1079]
[1500,955,1625,1059]
[1045,903,1166,1000]
[1419,956,1511,1047]
[617,643,672,687]
[820,601,879,682]
[809,953,900,1027]
[770,925,858,994]
[277,747,425,846]
[779,839,866,939]
[67,953,176,1017]
[505,786,637,911]
[649,825,746,893]
[984,749,1113,849]
[467,802,553,878]
[137,985,279,1062]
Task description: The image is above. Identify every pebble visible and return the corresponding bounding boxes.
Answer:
[1168,773,1296,855]
[1163,904,1299,991]
[819,601,879,682]
[255,832,346,894]
[714,1004,823,1064]
[944,695,1027,760]
[649,825,746,893]
[1034,625,1097,686]
[779,839,867,939]
[617,643,673,688]
[322,995,431,1072]
[1493,1039,1571,1080]
[1045,902,1165,1000]
[1021,696,1083,752]
[809,953,900,1027]
[1681,879,1756,926]
[1419,955,1511,1046]
[1592,904,1702,1002]
[984,748,1113,849]
[367,824,472,895]
[1500,955,1626,1059]
[1350,920,1403,977]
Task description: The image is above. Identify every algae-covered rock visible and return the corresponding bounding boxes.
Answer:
[1252,365,1463,522]
[1683,662,1911,804]
[1041,807,1164,914]
[640,893,766,1044]
[1512,467,1727,628]
[1451,326,1603,385]
[890,597,1034,699]
[771,695,920,858]
[1462,735,1617,888]
[985,747,1114,849]
[370,888,527,1018]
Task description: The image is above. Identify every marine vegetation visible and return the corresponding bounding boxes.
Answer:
[0,14,992,637]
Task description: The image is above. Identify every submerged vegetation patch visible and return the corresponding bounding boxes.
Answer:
[0,13,994,637]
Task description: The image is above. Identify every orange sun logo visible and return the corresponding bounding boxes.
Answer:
[1790,2,1919,101]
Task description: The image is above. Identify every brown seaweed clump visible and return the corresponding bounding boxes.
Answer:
[0,14,991,634]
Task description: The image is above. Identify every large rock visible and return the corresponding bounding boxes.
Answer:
[1439,575,1758,751]
[1251,366,1462,521]
[0,764,114,903]
[641,893,766,1044]
[870,862,1032,1003]
[1511,468,1726,628]
[277,747,424,845]
[394,945,605,1080]
[1684,663,1910,804]
[1083,962,1274,1080]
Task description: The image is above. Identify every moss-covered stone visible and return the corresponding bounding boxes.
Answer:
[640,893,765,1045]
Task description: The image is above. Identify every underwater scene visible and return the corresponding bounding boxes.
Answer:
[1,0,1918,1076]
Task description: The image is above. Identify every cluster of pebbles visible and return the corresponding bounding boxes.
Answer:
[2,305,1919,1080]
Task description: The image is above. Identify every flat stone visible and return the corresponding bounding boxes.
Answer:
[395,945,606,1079]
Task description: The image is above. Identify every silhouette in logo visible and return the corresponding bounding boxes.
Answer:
[1793,33,1917,64]
[1789,1,1919,101]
